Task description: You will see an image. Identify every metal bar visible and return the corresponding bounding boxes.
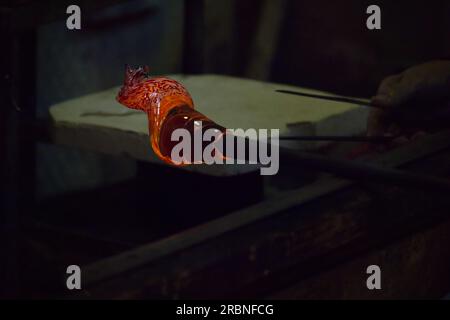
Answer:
[278,135,394,143]
[275,89,379,108]
[232,132,450,193]
[278,145,450,193]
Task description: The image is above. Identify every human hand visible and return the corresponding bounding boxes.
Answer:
[367,60,450,137]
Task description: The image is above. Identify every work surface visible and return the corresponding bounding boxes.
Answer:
[49,74,370,176]
[75,131,450,299]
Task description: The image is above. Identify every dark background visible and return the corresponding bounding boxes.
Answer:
[31,0,450,198]
[1,0,449,298]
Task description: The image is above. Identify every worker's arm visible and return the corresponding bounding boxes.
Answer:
[367,60,450,137]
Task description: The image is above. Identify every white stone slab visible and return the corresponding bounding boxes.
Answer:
[49,74,370,176]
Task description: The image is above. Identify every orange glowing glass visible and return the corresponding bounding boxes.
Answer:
[116,66,226,164]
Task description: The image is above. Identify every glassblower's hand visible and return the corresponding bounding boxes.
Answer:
[367,60,450,138]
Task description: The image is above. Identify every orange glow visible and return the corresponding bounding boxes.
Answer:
[116,66,225,164]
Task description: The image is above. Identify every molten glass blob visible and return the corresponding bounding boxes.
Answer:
[116,66,226,164]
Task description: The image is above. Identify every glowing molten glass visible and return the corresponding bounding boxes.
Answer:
[116,66,225,164]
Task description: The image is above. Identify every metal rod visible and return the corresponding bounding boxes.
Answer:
[278,135,394,143]
[229,131,450,193]
[278,146,450,193]
[275,89,380,109]
[231,133,450,193]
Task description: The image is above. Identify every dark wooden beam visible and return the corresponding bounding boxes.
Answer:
[182,0,236,74]
[0,9,37,298]
[0,0,131,298]
[1,0,129,31]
